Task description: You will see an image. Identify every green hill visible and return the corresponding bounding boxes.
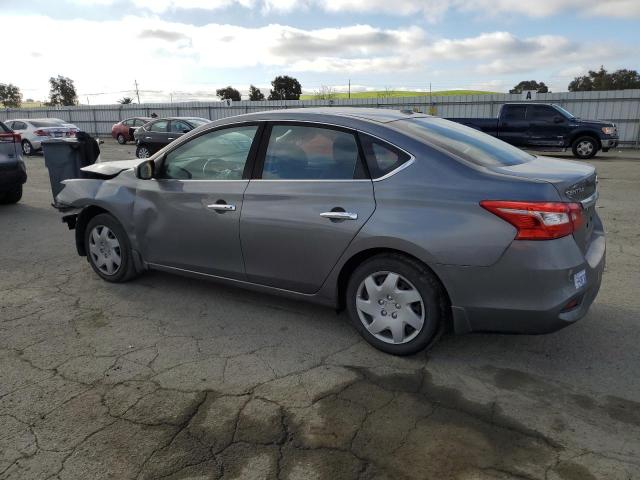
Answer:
[299,90,497,100]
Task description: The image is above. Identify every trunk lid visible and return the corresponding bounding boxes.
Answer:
[491,155,598,253]
[38,126,77,138]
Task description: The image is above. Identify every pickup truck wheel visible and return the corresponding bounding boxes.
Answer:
[0,186,22,204]
[572,137,597,159]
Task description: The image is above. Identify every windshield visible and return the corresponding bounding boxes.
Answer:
[553,105,575,119]
[31,120,69,127]
[187,118,210,127]
[396,117,533,167]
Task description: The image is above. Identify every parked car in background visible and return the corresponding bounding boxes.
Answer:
[447,103,618,159]
[4,118,79,156]
[133,117,210,158]
[55,108,605,355]
[0,121,27,204]
[111,117,151,145]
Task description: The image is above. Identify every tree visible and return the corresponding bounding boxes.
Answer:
[248,85,265,101]
[568,66,640,91]
[0,83,22,108]
[118,97,133,104]
[313,85,337,100]
[48,75,77,106]
[216,86,241,101]
[509,80,549,94]
[268,75,302,100]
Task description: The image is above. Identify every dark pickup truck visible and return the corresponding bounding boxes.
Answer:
[448,103,619,159]
[0,121,26,204]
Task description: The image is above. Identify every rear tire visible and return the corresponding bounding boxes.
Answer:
[85,213,138,283]
[0,185,22,204]
[116,133,126,145]
[22,140,34,156]
[136,144,151,158]
[345,253,447,355]
[572,136,598,159]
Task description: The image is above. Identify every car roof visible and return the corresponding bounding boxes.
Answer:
[8,118,65,122]
[150,117,208,121]
[219,108,431,125]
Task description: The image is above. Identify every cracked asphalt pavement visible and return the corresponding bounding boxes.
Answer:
[1,141,640,480]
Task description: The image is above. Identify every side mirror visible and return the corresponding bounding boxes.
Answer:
[136,159,155,180]
[183,129,190,133]
[553,116,564,123]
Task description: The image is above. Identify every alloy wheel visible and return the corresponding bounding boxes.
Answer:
[355,271,425,344]
[576,140,594,157]
[137,146,150,158]
[88,225,122,275]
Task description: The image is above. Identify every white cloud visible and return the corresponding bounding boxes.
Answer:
[69,0,640,18]
[1,14,629,103]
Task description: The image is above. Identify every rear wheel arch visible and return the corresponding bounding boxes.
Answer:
[336,248,453,330]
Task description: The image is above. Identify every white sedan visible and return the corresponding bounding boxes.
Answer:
[4,118,79,156]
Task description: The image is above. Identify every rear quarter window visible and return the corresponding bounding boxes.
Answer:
[396,117,533,167]
[359,134,411,178]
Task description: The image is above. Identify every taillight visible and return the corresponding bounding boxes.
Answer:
[34,129,48,136]
[0,133,20,143]
[480,200,584,240]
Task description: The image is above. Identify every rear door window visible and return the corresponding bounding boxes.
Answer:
[502,105,526,121]
[261,124,365,180]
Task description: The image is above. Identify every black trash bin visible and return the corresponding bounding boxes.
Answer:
[42,132,100,205]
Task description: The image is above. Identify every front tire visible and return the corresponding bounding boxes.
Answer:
[346,254,447,355]
[85,213,138,283]
[136,144,151,158]
[116,133,126,145]
[22,140,34,156]
[572,136,598,159]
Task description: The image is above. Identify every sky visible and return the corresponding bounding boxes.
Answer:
[1,0,639,104]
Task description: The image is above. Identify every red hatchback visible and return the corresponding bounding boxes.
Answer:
[111,117,151,144]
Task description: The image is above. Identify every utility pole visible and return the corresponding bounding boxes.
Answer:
[348,79,351,99]
[134,80,141,104]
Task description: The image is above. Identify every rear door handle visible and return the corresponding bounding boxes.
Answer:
[207,203,236,212]
[320,211,358,220]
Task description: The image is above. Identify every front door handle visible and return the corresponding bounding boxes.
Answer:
[320,211,358,220]
[168,137,175,141]
[207,203,236,212]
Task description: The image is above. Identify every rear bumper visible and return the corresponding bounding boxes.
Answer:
[439,228,606,335]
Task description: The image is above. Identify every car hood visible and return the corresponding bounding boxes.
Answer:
[576,119,614,127]
[82,159,142,177]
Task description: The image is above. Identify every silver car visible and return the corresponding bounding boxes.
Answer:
[4,118,79,156]
[56,108,605,355]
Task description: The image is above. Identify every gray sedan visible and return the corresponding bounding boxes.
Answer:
[56,108,605,355]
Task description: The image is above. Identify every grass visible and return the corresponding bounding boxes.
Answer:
[299,90,497,100]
